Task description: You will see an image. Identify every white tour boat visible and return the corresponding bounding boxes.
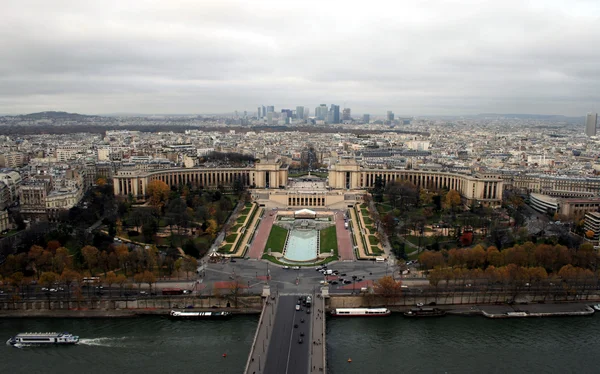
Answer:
[330,308,391,317]
[169,310,232,319]
[7,332,79,346]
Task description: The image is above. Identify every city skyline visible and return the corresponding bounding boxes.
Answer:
[1,1,599,116]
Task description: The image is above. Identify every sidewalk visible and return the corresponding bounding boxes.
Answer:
[245,296,278,374]
[310,293,326,374]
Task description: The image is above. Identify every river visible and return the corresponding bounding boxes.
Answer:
[2,314,600,373]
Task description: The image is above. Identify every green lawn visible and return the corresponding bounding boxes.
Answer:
[225,233,238,243]
[264,225,288,253]
[219,244,233,253]
[376,203,393,214]
[404,235,440,247]
[361,208,369,216]
[370,246,383,255]
[362,216,373,225]
[320,226,338,253]
[236,215,248,224]
[368,235,380,246]
[231,224,243,231]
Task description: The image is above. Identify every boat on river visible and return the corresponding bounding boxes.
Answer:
[169,310,231,319]
[330,308,391,317]
[593,304,600,312]
[403,308,446,318]
[7,332,79,346]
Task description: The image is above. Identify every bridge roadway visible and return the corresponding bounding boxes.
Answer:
[245,293,326,374]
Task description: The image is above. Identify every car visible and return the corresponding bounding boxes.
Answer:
[319,280,328,285]
[300,318,305,323]
[294,324,298,328]
[298,337,303,344]
[58,287,65,291]
[140,291,148,296]
[306,309,311,314]
[300,332,305,337]
[49,288,57,292]
[183,290,191,294]
[340,273,347,276]
[343,280,352,284]
[416,302,424,307]
[230,259,236,263]
[295,304,300,311]
[331,281,339,285]
[283,266,290,269]
[332,271,339,275]
[292,266,300,270]
[41,287,49,291]
[428,302,437,306]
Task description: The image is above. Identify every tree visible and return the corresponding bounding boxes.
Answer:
[53,247,72,273]
[143,270,156,293]
[60,269,80,299]
[39,271,59,288]
[147,180,170,207]
[116,274,128,296]
[104,272,118,299]
[183,256,198,280]
[206,219,218,238]
[419,251,445,269]
[81,245,100,274]
[374,275,403,299]
[445,190,461,212]
[586,230,595,239]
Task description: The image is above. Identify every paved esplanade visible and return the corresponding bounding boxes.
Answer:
[246,294,322,374]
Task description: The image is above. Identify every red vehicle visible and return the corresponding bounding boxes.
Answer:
[162,288,184,296]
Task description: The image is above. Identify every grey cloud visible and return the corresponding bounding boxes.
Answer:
[0,0,599,115]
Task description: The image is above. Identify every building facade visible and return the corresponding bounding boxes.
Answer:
[586,112,597,137]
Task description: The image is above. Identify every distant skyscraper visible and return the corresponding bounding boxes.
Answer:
[315,104,328,120]
[387,111,395,122]
[267,112,273,125]
[342,108,351,121]
[257,107,262,118]
[304,108,309,119]
[296,106,304,120]
[281,109,293,124]
[328,104,340,124]
[262,106,266,117]
[267,106,274,114]
[363,114,370,124]
[586,112,597,137]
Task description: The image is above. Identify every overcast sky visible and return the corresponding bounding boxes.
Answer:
[1,0,599,116]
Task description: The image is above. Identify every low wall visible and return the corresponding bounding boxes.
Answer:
[0,295,264,315]
[328,292,600,309]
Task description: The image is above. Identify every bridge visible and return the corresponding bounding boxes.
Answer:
[245,288,327,374]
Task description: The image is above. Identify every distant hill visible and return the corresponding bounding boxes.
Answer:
[476,113,583,121]
[18,111,100,120]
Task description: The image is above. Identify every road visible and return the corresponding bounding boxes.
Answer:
[263,295,311,374]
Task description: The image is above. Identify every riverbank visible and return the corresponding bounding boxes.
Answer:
[0,302,595,319]
[386,303,595,318]
[0,307,262,318]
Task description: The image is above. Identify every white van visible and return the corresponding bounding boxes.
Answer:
[295,304,300,311]
[325,269,333,275]
[375,257,385,262]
